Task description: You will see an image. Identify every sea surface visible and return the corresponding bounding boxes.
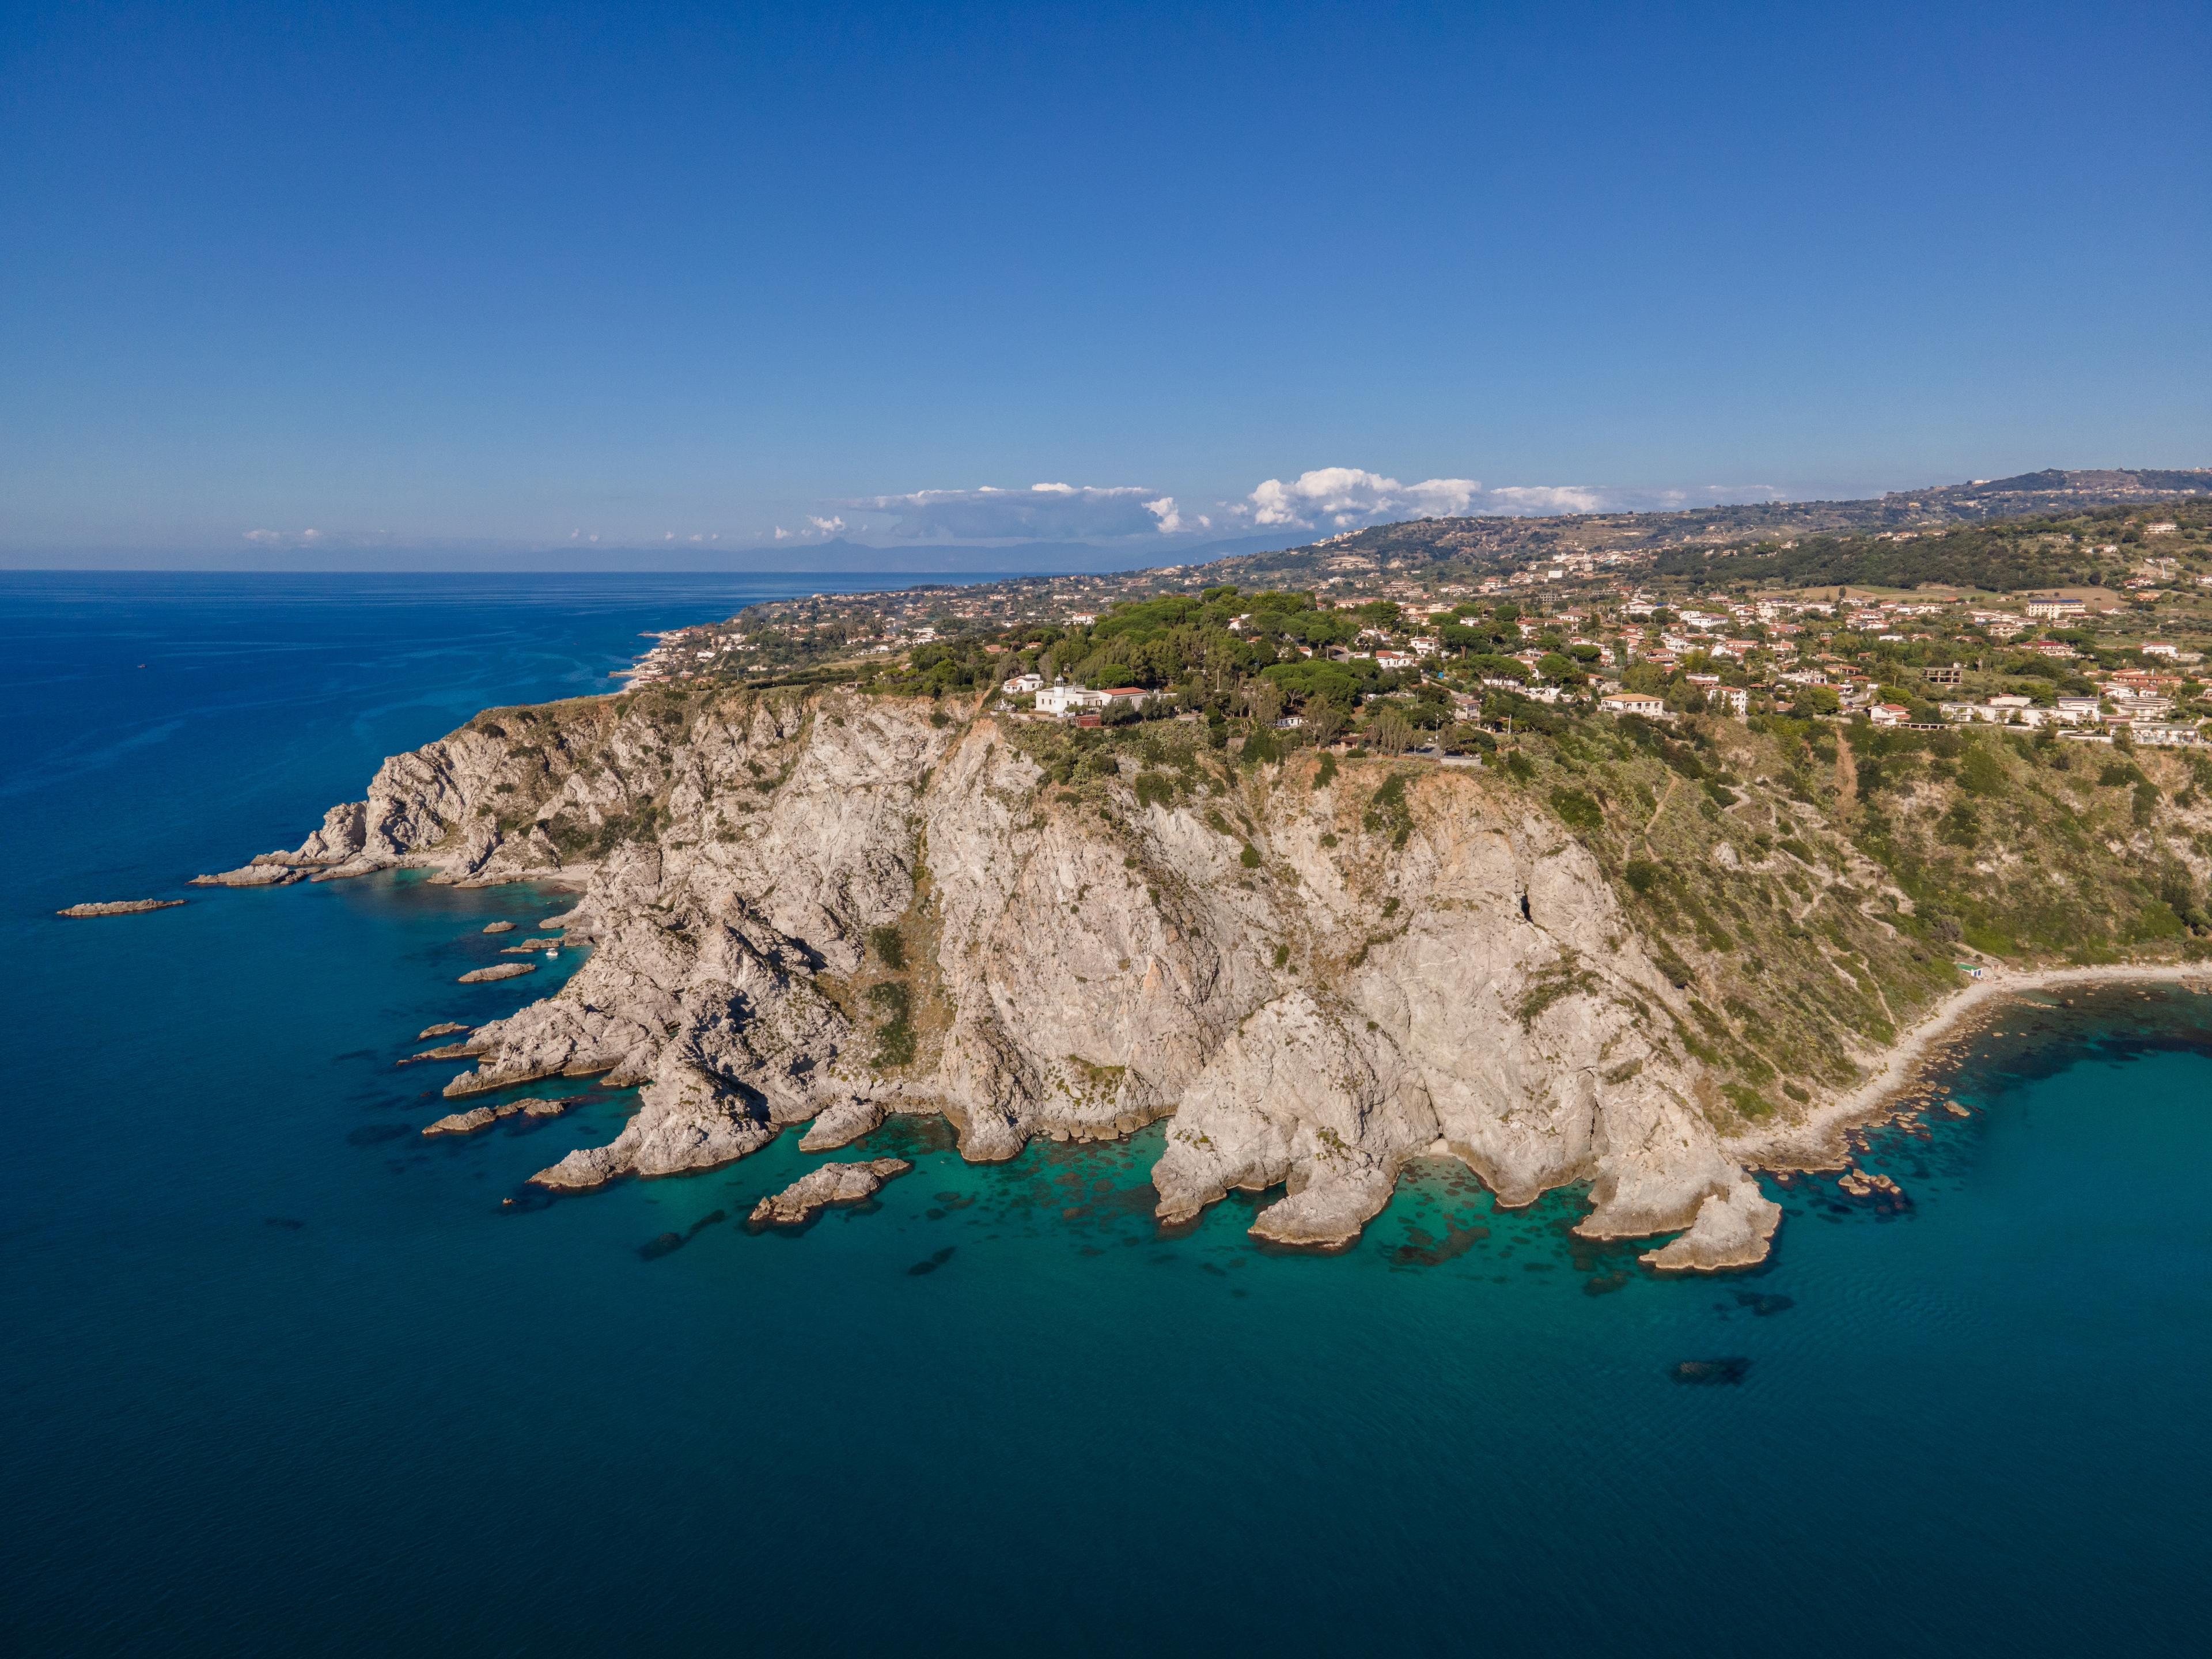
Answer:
[3,573,2209,1656]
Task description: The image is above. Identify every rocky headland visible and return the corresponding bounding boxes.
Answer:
[202,679,2210,1271]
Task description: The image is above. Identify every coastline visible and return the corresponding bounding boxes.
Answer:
[1736,959,2212,1171]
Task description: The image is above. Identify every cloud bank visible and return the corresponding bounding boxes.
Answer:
[1238,470,1788,529]
[1244,468,1483,529]
[849,483,1184,541]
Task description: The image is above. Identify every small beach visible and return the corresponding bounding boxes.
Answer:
[1741,959,2212,1171]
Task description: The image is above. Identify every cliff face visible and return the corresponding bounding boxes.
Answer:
[207,685,1782,1267]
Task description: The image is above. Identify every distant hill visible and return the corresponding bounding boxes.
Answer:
[1881,468,2212,520]
[1175,467,2210,592]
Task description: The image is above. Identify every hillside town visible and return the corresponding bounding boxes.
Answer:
[613,494,2212,755]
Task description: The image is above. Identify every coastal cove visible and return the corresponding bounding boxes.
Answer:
[4,574,2209,1654]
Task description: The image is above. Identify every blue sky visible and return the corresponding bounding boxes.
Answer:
[3,1,2207,562]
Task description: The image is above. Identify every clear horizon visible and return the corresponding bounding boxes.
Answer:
[4,1,2207,565]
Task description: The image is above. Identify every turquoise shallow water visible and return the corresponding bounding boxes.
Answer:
[3,573,2210,1656]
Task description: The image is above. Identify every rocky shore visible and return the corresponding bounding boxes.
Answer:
[1736,961,2212,1174]
[210,680,2182,1273]
[56,899,185,917]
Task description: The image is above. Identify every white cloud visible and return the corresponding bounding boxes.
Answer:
[1244,468,1483,530]
[1485,485,1607,515]
[1144,496,1182,534]
[807,515,847,535]
[1237,470,1792,528]
[244,529,281,544]
[847,482,1173,541]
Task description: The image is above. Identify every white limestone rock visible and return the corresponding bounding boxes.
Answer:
[748,1158,911,1226]
[232,690,1789,1265]
[1639,1177,1783,1272]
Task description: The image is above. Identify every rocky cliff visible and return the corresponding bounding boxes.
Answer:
[204,683,1791,1268]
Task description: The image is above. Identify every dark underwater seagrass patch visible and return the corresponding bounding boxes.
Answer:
[1670,1357,1752,1386]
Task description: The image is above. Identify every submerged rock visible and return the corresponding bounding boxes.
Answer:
[56,899,186,917]
[748,1158,912,1226]
[1671,1357,1752,1385]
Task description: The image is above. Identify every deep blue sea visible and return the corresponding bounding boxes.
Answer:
[3,573,2209,1656]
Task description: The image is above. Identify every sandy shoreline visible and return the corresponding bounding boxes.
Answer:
[1733,959,2212,1171]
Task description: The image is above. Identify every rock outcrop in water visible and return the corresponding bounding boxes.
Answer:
[749,1158,912,1225]
[210,684,1791,1267]
[56,899,186,917]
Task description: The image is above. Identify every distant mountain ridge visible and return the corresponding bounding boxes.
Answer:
[1879,468,2212,517]
[1172,467,2211,592]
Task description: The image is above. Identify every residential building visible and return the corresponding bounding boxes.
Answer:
[2025,599,2086,620]
[2109,695,2175,721]
[1601,692,1666,718]
[1035,683,1111,715]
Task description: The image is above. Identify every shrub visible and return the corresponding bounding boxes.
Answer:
[868,925,906,970]
[1940,803,1980,847]
[1624,859,1662,893]
[1240,843,1262,869]
[1959,744,2008,797]
[867,980,915,1068]
[1551,788,1604,832]
[1364,775,1414,848]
